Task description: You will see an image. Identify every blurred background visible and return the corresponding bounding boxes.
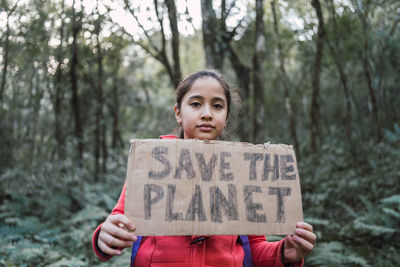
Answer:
[0,0,399,266]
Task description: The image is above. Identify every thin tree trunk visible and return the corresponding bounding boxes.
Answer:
[70,0,84,163]
[251,0,266,143]
[357,3,382,142]
[54,0,65,159]
[165,0,182,86]
[226,43,251,141]
[94,8,105,181]
[24,67,35,143]
[310,0,325,153]
[0,23,10,105]
[111,71,122,150]
[326,0,356,161]
[271,0,300,156]
[0,2,19,104]
[31,74,44,159]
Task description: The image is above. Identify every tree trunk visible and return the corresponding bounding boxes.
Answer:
[111,69,122,150]
[251,0,266,143]
[165,0,182,86]
[54,0,65,159]
[0,23,10,105]
[357,3,382,142]
[310,0,325,153]
[326,0,356,161]
[0,2,18,104]
[271,0,300,156]
[226,43,251,141]
[70,0,84,163]
[199,1,250,141]
[94,10,106,181]
[200,0,223,69]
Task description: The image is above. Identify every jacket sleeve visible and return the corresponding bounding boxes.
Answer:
[248,235,303,267]
[92,183,127,261]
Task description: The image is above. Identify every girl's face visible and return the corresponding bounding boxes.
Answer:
[175,77,228,140]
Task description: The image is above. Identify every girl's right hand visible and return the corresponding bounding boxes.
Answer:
[98,214,137,256]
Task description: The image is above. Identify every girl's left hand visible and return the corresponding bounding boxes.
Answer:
[283,222,316,264]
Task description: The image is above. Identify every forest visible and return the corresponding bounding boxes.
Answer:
[0,0,399,266]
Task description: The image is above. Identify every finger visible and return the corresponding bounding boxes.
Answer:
[295,228,317,244]
[102,223,137,242]
[100,231,134,249]
[98,238,122,256]
[285,235,301,251]
[99,233,133,249]
[292,234,314,252]
[107,214,136,231]
[296,222,313,232]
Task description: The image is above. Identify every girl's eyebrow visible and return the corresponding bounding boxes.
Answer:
[188,95,226,102]
[188,95,204,100]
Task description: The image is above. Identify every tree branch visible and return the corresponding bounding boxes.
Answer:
[123,0,160,54]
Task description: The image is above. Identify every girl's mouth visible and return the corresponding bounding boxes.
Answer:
[198,124,214,131]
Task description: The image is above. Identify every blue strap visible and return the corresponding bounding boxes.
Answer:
[240,235,253,267]
[130,236,142,267]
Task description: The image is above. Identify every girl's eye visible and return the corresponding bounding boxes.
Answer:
[214,103,223,110]
[190,102,201,107]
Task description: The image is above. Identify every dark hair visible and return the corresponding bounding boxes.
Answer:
[175,69,232,117]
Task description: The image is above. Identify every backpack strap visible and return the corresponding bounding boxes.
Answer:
[239,235,253,267]
[130,236,142,267]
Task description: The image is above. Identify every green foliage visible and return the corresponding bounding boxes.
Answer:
[1,0,399,265]
[302,125,400,266]
[307,241,369,266]
[0,154,126,265]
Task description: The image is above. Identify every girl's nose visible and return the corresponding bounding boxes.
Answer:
[201,106,212,120]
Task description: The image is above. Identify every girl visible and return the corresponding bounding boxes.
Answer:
[92,69,316,266]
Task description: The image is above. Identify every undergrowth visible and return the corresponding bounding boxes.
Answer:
[1,125,399,266]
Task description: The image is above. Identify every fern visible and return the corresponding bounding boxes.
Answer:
[353,220,396,235]
[380,194,400,206]
[306,241,368,267]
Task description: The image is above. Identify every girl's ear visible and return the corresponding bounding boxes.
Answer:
[174,104,182,124]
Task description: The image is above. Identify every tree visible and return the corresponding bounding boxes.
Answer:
[124,0,182,88]
[310,0,325,153]
[0,0,19,105]
[251,0,266,142]
[200,0,251,141]
[200,0,224,69]
[69,0,84,162]
[93,4,106,181]
[324,0,356,160]
[271,0,300,155]
[53,0,66,159]
[353,0,382,142]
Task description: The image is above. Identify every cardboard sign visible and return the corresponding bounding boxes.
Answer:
[125,139,303,235]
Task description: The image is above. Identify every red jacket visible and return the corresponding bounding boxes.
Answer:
[92,135,303,267]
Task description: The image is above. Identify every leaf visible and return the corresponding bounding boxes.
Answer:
[69,206,109,225]
[353,221,396,236]
[47,257,87,267]
[347,254,369,267]
[381,195,400,206]
[338,202,358,218]
[382,208,400,220]
[304,217,330,226]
